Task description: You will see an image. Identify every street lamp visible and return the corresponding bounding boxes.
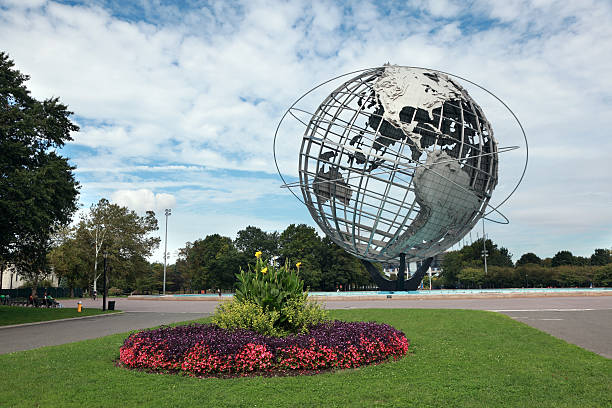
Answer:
[102,251,108,311]
[481,218,488,276]
[163,209,171,295]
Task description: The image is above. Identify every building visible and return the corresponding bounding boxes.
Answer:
[0,264,59,290]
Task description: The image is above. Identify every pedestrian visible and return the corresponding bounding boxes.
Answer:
[93,289,97,300]
[217,288,221,297]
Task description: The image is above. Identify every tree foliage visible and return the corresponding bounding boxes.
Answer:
[319,236,370,291]
[63,198,160,293]
[551,250,574,267]
[177,234,249,291]
[590,248,611,266]
[440,241,612,289]
[278,224,324,289]
[440,238,513,287]
[48,230,91,296]
[234,226,278,260]
[0,52,80,292]
[516,252,541,266]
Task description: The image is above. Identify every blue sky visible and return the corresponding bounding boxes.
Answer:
[1,0,611,263]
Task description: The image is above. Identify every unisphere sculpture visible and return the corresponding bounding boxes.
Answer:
[275,65,525,290]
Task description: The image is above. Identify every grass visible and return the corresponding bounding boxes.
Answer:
[0,309,610,407]
[0,306,117,326]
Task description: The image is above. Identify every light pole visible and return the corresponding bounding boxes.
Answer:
[481,218,488,276]
[102,251,108,311]
[163,208,171,295]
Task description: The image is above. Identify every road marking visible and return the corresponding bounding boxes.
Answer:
[124,311,211,314]
[489,308,600,312]
[538,318,564,321]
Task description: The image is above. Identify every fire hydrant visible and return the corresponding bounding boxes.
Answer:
[77,301,82,313]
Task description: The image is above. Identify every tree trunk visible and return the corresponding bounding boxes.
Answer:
[0,261,5,290]
[93,257,98,292]
[31,279,38,297]
[69,285,74,298]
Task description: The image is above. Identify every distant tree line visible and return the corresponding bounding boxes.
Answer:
[440,240,611,289]
[30,220,374,295]
[139,224,374,294]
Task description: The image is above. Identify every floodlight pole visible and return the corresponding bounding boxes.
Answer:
[163,209,171,295]
[482,218,488,276]
[102,251,108,311]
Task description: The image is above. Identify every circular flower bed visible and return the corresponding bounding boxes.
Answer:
[119,321,409,377]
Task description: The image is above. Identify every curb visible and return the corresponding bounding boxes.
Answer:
[0,311,125,330]
[128,291,612,301]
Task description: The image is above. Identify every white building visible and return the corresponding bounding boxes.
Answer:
[0,265,59,290]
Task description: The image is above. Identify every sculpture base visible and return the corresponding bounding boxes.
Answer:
[362,255,433,291]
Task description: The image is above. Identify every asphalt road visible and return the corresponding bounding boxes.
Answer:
[1,295,610,358]
[501,309,612,359]
[0,311,207,354]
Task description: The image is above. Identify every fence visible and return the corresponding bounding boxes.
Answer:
[0,287,83,298]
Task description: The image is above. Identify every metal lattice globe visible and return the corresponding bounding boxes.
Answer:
[297,65,498,262]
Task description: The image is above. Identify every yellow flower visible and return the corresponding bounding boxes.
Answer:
[261,267,268,274]
[296,262,302,269]
[255,251,262,259]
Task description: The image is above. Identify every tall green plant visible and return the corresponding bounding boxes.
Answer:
[234,253,306,316]
[214,252,329,336]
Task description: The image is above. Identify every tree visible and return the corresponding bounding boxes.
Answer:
[457,267,485,288]
[77,199,160,292]
[178,234,247,291]
[516,252,541,266]
[12,232,53,296]
[234,226,279,260]
[573,256,590,266]
[440,238,513,288]
[591,248,611,266]
[48,231,91,297]
[551,250,574,267]
[1,52,80,292]
[440,250,463,287]
[319,236,371,291]
[278,224,323,290]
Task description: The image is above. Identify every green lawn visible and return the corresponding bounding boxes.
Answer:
[0,306,117,326]
[0,309,610,407]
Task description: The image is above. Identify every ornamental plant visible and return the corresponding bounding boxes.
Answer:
[235,253,306,313]
[221,252,328,335]
[119,321,410,376]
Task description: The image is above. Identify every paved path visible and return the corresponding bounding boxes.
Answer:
[0,311,207,355]
[2,296,610,358]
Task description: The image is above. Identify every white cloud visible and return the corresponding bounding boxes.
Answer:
[1,0,611,260]
[110,189,176,214]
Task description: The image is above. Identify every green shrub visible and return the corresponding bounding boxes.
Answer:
[212,300,281,337]
[281,298,329,334]
[212,297,330,337]
[594,264,612,287]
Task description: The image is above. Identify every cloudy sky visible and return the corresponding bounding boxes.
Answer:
[1,0,610,263]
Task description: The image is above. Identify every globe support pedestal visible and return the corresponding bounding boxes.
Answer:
[362,255,433,291]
